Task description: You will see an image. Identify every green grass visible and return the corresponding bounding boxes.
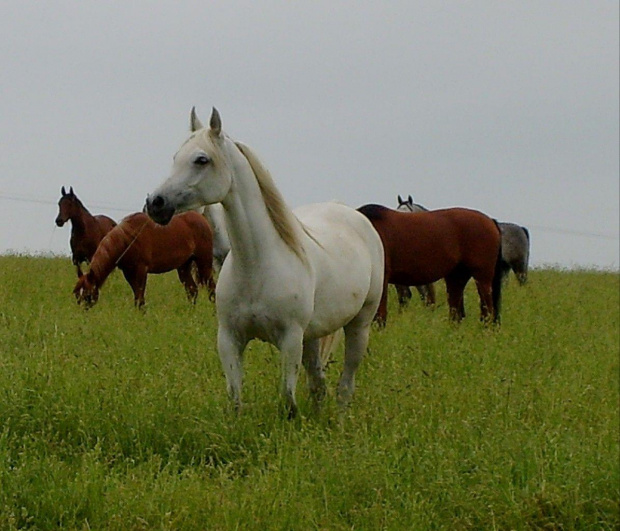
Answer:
[0,255,618,530]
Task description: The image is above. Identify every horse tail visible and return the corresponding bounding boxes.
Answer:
[492,220,510,324]
[521,226,530,242]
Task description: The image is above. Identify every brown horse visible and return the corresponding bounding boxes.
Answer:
[55,186,117,276]
[357,204,507,325]
[73,211,215,308]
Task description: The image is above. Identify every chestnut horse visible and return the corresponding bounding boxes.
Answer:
[55,186,117,276]
[73,211,215,308]
[358,204,507,325]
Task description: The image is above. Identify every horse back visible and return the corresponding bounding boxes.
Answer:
[359,205,500,284]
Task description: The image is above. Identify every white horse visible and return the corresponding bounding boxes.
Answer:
[145,108,384,417]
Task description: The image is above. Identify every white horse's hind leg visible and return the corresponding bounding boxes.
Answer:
[302,338,327,407]
[277,327,305,418]
[217,327,247,412]
[337,322,371,408]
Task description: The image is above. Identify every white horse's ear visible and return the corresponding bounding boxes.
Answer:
[210,107,222,136]
[190,107,204,132]
[408,195,413,204]
[398,195,404,204]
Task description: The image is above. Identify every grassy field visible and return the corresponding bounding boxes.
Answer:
[0,255,618,530]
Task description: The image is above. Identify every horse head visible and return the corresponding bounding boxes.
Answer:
[73,274,99,308]
[56,186,77,226]
[146,107,234,225]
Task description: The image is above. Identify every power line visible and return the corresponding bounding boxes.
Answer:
[0,192,618,241]
[527,224,619,241]
[0,193,136,214]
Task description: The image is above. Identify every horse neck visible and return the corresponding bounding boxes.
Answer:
[220,149,299,269]
[88,229,126,286]
[69,204,97,235]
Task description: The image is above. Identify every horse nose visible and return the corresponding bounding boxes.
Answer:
[55,217,64,227]
[152,195,164,208]
[146,194,174,225]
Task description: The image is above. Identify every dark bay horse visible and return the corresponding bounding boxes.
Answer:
[358,204,507,325]
[73,212,215,308]
[55,186,117,276]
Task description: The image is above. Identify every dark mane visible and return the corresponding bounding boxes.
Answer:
[357,204,390,221]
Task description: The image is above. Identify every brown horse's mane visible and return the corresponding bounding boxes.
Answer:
[87,213,147,286]
[63,193,91,217]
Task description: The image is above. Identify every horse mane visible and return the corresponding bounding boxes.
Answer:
[357,204,390,221]
[62,192,90,215]
[233,141,308,263]
[88,214,146,286]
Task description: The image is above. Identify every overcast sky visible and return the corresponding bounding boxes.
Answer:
[1,1,618,269]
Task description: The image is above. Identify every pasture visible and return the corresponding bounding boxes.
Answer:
[0,255,618,529]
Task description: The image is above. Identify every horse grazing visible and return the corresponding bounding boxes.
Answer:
[357,204,507,325]
[55,186,117,276]
[145,107,384,418]
[73,211,215,308]
[498,222,530,285]
[394,194,435,307]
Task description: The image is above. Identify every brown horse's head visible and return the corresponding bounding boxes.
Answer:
[56,186,79,227]
[73,273,99,308]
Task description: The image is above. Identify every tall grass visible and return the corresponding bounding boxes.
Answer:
[0,255,617,529]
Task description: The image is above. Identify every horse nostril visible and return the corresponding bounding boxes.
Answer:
[152,195,165,209]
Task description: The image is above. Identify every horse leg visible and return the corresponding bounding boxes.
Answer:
[396,285,412,309]
[302,338,327,410]
[123,266,147,308]
[445,272,470,322]
[73,258,83,278]
[374,279,389,327]
[515,262,528,285]
[276,326,305,419]
[194,249,217,302]
[217,326,248,413]
[338,319,371,408]
[177,261,198,303]
[475,279,494,323]
[425,283,436,306]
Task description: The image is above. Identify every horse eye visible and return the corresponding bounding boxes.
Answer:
[194,155,210,166]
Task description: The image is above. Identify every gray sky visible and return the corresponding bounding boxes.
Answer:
[1,1,618,269]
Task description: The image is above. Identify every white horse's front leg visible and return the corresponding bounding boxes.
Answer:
[217,326,247,412]
[277,326,305,419]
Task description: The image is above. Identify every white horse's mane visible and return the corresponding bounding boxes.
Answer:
[233,141,307,263]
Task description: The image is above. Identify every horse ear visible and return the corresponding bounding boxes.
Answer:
[398,195,404,204]
[210,107,222,136]
[69,186,74,196]
[190,106,204,132]
[61,186,66,196]
[408,195,413,204]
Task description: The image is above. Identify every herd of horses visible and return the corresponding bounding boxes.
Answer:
[57,108,530,417]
